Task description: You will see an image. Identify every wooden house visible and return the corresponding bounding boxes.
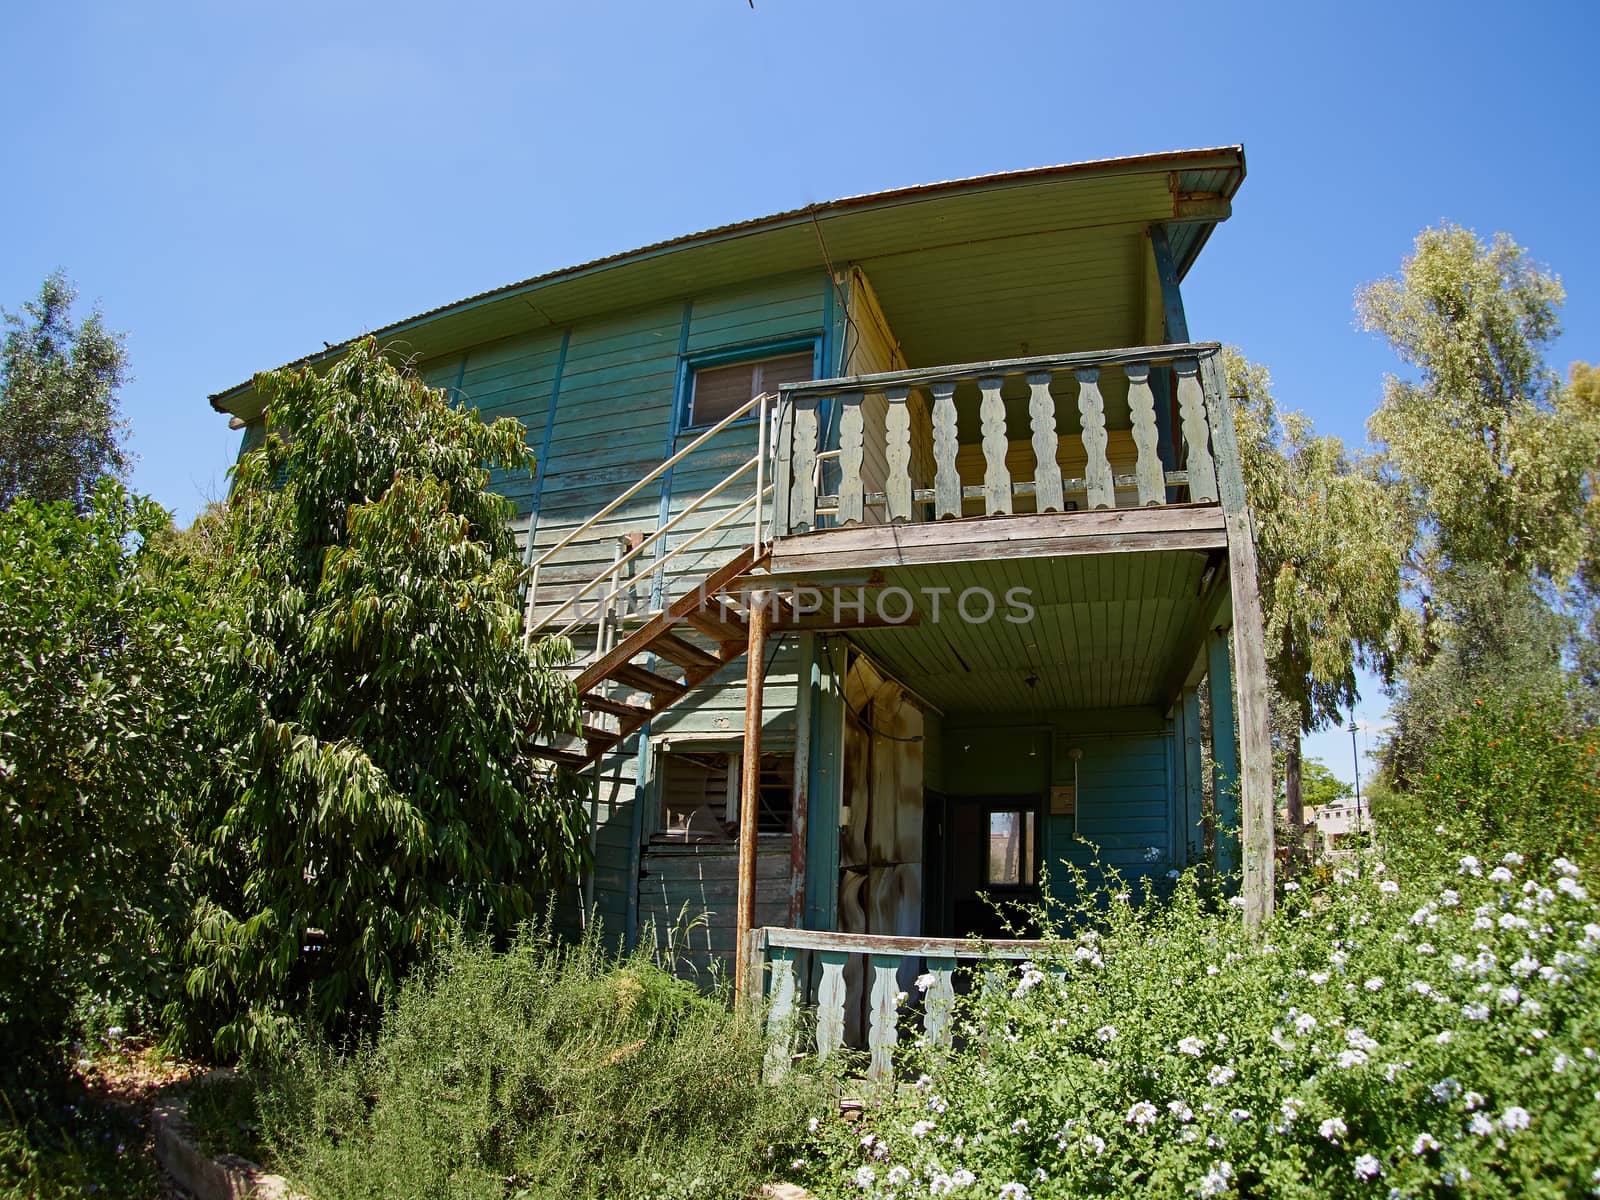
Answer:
[210,146,1274,1061]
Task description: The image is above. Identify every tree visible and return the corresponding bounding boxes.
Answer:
[1359,228,1600,772]
[177,339,588,1053]
[1227,349,1412,826]
[0,272,129,510]
[1298,756,1351,813]
[0,483,198,1080]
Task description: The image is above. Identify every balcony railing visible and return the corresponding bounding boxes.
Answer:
[771,342,1226,537]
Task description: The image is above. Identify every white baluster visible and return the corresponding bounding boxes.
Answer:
[867,955,901,1081]
[816,951,847,1060]
[1075,368,1115,510]
[979,376,1011,515]
[884,386,912,523]
[1125,363,1165,507]
[790,393,820,531]
[931,381,961,519]
[1027,371,1063,512]
[764,949,797,1081]
[922,957,957,1048]
[837,391,865,525]
[1174,360,1218,504]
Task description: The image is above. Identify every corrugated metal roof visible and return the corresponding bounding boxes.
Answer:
[211,145,1244,413]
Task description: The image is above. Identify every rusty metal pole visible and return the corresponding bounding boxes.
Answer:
[734,589,771,1009]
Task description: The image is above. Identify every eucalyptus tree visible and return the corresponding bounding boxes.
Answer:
[1226,349,1412,826]
[0,272,128,510]
[177,339,587,1053]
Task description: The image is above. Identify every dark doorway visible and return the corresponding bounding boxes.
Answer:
[930,793,1043,939]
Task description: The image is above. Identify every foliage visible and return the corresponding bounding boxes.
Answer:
[1359,224,1599,596]
[1299,756,1350,813]
[258,927,834,1200]
[0,272,129,511]
[0,1099,161,1200]
[0,482,198,1080]
[174,338,588,1055]
[1390,692,1600,872]
[183,1072,264,1160]
[796,842,1600,1199]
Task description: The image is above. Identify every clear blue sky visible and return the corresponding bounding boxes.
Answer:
[2,1,1591,781]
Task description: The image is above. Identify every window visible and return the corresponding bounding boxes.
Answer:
[687,350,814,428]
[986,809,1037,887]
[655,749,793,843]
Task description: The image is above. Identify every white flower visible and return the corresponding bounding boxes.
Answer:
[1379,880,1400,894]
[1459,855,1482,876]
[888,1165,911,1186]
[1555,1052,1572,1074]
[1227,895,1247,909]
[1319,1116,1348,1142]
[1197,1161,1234,1197]
[1284,881,1301,892]
[1504,851,1526,865]
[953,1169,977,1187]
[1228,1108,1252,1123]
[1462,1002,1490,1022]
[1011,1117,1031,1134]
[853,1165,876,1188]
[1294,1013,1317,1035]
[1014,963,1046,996]
[1469,1113,1494,1136]
[1497,985,1521,1006]
[1207,1065,1236,1086]
[1410,980,1433,996]
[1310,971,1330,986]
[1169,1100,1194,1122]
[1346,1028,1379,1052]
[915,972,937,993]
[1127,1101,1159,1127]
[1280,1098,1303,1123]
[1364,977,1384,992]
[1435,1031,1453,1044]
[1353,1154,1383,1180]
[1557,877,1588,900]
[808,1116,820,1133]
[1337,1050,1369,1069]
[1440,889,1460,906]
[1412,1132,1440,1155]
[1489,866,1514,883]
[1177,1036,1206,1056]
[1501,1106,1531,1131]
[1096,1024,1118,1042]
[1463,1091,1485,1110]
[1144,845,1162,862]
[1552,856,1580,878]
[999,1183,1029,1200]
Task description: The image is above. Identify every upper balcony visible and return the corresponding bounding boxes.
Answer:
[768,340,1238,575]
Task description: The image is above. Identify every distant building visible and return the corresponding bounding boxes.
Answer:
[1307,795,1365,855]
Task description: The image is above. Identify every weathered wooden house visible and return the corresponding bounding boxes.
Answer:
[211,146,1274,1056]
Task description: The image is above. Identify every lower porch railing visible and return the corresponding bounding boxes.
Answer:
[748,927,1053,1081]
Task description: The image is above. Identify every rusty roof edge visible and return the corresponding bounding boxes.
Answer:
[210,144,1244,413]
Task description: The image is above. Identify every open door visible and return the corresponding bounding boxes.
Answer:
[939,794,1043,939]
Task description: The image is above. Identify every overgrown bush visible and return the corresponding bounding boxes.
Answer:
[796,844,1600,1198]
[259,927,834,1200]
[1391,692,1600,870]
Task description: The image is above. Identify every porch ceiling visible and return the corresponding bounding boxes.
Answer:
[837,549,1222,717]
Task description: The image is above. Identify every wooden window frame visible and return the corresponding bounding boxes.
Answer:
[678,335,823,433]
[980,799,1042,891]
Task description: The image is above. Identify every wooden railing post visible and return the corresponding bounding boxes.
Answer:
[816,950,848,1060]
[1174,359,1218,503]
[836,391,865,525]
[789,395,820,533]
[884,386,913,523]
[734,591,771,1009]
[867,955,901,1081]
[978,376,1011,515]
[1027,372,1064,512]
[1074,367,1115,510]
[931,381,961,519]
[1125,363,1165,507]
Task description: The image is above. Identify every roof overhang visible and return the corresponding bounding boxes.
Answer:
[210,145,1244,420]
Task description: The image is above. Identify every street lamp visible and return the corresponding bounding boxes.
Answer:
[1349,717,1363,832]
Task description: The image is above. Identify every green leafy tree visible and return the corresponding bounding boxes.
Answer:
[1227,349,1411,825]
[0,483,198,1080]
[177,339,587,1054]
[0,272,129,510]
[1297,755,1351,813]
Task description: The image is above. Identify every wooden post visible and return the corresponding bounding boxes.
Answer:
[734,589,771,1008]
[1225,513,1276,925]
[787,633,815,928]
[1208,630,1240,884]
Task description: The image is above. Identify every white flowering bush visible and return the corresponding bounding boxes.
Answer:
[794,846,1600,1198]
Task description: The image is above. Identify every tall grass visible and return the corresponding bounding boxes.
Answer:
[260,926,833,1200]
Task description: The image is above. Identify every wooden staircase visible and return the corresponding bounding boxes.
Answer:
[531,546,771,769]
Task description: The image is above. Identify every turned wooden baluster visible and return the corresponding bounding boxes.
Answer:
[763,947,798,1081]
[1125,363,1165,507]
[815,950,847,1060]
[836,391,865,525]
[1027,371,1064,512]
[1075,367,1115,510]
[885,386,913,523]
[1174,360,1218,503]
[922,957,957,1047]
[979,375,1012,515]
[789,392,820,532]
[931,381,961,519]
[866,954,901,1081]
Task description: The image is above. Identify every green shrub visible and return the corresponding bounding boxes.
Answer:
[795,845,1600,1198]
[259,926,833,1200]
[1395,692,1600,869]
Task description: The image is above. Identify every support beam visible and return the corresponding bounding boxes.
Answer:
[734,590,771,1009]
[1179,687,1205,867]
[787,633,815,927]
[1208,629,1240,885]
[1225,511,1277,926]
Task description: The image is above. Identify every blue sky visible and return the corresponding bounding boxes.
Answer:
[2,1,1591,782]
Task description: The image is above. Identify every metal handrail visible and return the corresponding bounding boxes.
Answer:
[522,391,774,643]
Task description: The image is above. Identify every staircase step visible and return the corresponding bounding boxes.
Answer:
[581,723,621,744]
[651,632,723,672]
[533,745,590,770]
[683,607,748,645]
[610,663,689,698]
[581,693,653,721]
